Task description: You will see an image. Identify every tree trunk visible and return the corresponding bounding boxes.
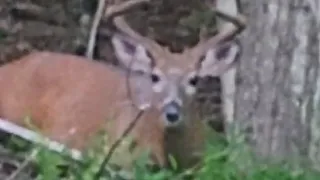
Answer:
[215,0,239,132]
[234,0,320,166]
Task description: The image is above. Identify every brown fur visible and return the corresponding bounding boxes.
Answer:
[0,51,207,170]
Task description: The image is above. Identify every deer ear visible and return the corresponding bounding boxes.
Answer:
[198,41,240,77]
[111,34,153,73]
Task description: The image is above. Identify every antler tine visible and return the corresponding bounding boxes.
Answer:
[113,16,164,55]
[191,9,247,56]
[86,0,152,58]
[105,0,150,19]
[107,0,165,57]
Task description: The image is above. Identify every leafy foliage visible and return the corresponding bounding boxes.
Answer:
[17,129,319,180]
[1,119,319,180]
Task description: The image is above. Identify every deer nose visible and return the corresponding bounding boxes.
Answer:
[166,112,179,123]
[163,101,181,124]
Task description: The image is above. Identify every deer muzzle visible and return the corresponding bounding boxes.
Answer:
[162,101,182,126]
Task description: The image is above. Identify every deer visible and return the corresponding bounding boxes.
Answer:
[0,0,246,171]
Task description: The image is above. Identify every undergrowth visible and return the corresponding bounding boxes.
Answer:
[3,128,320,180]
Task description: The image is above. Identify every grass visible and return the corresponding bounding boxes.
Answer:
[2,128,320,180]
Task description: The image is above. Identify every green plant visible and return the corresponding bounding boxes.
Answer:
[4,124,320,180]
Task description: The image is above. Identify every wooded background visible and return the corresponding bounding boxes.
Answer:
[0,0,320,178]
[235,0,320,168]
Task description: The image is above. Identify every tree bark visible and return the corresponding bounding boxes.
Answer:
[234,0,320,166]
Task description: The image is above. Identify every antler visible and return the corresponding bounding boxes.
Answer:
[87,0,164,58]
[98,0,246,64]
[101,0,165,59]
[104,0,149,19]
[112,16,165,58]
[190,9,247,58]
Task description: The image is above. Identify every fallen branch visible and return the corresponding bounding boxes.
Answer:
[0,113,144,180]
[0,118,82,161]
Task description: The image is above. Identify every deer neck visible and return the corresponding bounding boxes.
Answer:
[164,110,207,169]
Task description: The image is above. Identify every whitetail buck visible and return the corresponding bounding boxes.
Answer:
[0,0,246,171]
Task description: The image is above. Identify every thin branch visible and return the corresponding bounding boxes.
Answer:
[5,149,39,180]
[86,0,107,59]
[0,118,82,161]
[94,110,145,180]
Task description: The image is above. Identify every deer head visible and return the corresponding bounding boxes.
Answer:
[107,1,246,128]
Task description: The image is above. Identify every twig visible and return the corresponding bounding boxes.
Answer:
[86,0,107,59]
[93,110,144,180]
[5,149,39,180]
[172,161,203,180]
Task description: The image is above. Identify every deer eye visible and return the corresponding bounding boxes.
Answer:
[151,73,160,83]
[188,76,199,86]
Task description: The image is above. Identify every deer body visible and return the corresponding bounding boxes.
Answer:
[0,52,168,168]
[0,51,212,170]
